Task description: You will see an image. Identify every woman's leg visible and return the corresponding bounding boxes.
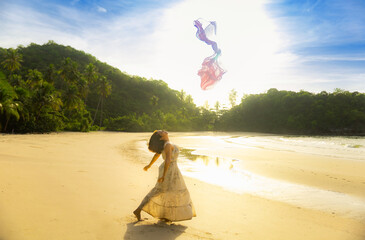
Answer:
[133,187,159,221]
[133,208,142,221]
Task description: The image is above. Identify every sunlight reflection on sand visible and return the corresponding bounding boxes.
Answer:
[178,147,365,221]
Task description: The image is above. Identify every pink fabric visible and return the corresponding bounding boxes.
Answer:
[194,19,226,90]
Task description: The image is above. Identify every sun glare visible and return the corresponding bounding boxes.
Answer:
[146,0,291,107]
[179,150,244,191]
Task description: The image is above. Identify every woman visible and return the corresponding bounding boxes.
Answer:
[133,130,196,222]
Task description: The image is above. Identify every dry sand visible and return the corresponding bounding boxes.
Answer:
[0,132,364,240]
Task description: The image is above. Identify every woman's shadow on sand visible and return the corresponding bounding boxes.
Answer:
[124,220,188,240]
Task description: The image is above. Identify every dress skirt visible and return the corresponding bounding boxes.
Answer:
[141,160,196,221]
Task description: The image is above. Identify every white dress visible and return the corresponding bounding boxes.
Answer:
[140,142,196,221]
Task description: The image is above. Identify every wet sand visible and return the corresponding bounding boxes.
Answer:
[0,132,364,240]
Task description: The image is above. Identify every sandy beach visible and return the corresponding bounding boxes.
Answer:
[0,132,364,240]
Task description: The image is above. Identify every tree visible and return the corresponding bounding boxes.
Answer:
[2,99,21,132]
[24,69,43,89]
[83,63,98,102]
[84,63,98,84]
[62,84,82,111]
[58,57,80,86]
[44,64,56,83]
[1,48,23,83]
[203,100,210,110]
[0,73,22,132]
[1,42,213,133]
[214,101,220,111]
[229,89,237,108]
[32,80,62,121]
[178,89,186,101]
[93,75,111,128]
[150,95,159,106]
[185,95,194,105]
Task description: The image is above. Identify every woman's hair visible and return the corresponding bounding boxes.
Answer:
[148,130,165,154]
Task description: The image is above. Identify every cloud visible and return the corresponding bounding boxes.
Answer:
[0,3,79,47]
[97,6,107,13]
[0,0,327,105]
[0,0,364,107]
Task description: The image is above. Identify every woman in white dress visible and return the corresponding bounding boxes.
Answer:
[133,130,196,222]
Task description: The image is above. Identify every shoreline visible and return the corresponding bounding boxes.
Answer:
[0,132,364,240]
[175,147,365,221]
[169,132,365,199]
[2,129,364,137]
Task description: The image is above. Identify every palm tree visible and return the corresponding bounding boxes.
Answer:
[62,84,82,111]
[215,101,220,111]
[84,63,98,84]
[33,81,63,120]
[1,48,23,83]
[2,99,21,132]
[25,69,43,90]
[0,75,21,132]
[92,76,111,128]
[229,89,238,108]
[178,89,186,101]
[83,63,98,103]
[76,76,88,101]
[58,57,79,87]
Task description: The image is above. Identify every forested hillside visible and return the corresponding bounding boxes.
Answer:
[1,42,364,135]
[218,88,365,135]
[0,41,206,132]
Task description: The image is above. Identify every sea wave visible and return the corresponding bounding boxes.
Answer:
[224,135,365,161]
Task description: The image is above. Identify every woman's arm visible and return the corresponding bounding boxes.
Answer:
[158,143,172,183]
[143,153,160,171]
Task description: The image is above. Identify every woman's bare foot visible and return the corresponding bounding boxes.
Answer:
[160,218,172,223]
[133,209,141,221]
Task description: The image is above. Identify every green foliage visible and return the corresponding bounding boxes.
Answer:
[1,42,363,135]
[217,88,365,135]
[105,114,145,132]
[0,42,206,133]
[105,109,199,132]
[0,71,22,131]
[1,48,23,73]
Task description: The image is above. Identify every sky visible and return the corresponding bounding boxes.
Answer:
[1,0,365,108]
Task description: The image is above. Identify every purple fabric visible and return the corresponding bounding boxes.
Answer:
[194,19,226,90]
